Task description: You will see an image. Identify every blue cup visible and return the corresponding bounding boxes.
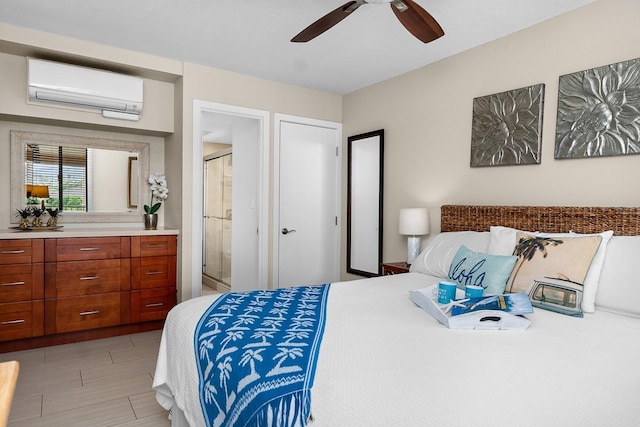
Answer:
[465,285,484,299]
[437,281,457,304]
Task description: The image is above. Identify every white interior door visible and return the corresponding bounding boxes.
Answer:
[230,120,260,291]
[275,116,341,288]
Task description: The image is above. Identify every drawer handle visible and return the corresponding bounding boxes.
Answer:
[145,244,165,249]
[80,310,100,316]
[1,319,25,325]
[146,271,164,276]
[1,281,25,287]
[80,276,100,281]
[1,250,25,254]
[79,247,100,251]
[146,302,164,308]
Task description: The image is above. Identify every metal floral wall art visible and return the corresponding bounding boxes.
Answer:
[555,58,640,159]
[471,83,545,167]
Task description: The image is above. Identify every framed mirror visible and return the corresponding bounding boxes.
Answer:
[10,130,150,223]
[347,129,384,277]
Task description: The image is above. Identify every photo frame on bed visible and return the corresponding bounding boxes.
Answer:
[347,129,384,277]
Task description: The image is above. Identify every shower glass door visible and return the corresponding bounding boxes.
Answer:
[204,152,232,286]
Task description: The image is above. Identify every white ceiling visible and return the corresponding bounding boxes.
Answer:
[1,0,594,94]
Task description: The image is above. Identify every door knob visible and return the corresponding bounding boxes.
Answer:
[281,228,296,235]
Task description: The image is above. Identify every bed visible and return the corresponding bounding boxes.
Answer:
[153,205,640,426]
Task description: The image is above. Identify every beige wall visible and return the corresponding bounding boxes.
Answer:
[174,63,342,301]
[92,149,133,212]
[341,0,640,279]
[5,1,636,295]
[0,24,342,302]
[0,30,176,228]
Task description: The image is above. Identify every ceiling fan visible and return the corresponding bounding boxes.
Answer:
[291,0,444,43]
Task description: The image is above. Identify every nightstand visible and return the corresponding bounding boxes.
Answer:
[381,262,410,275]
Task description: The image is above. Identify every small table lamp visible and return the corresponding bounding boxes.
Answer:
[399,208,430,265]
[30,185,50,209]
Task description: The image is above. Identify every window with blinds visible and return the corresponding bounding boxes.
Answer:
[25,144,90,211]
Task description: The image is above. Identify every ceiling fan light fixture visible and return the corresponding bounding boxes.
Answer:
[390,0,409,12]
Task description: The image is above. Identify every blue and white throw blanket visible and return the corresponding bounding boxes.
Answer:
[194,285,331,427]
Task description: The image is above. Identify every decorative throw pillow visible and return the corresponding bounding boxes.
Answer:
[507,232,602,296]
[489,226,613,313]
[487,226,521,256]
[447,245,517,295]
[409,231,490,278]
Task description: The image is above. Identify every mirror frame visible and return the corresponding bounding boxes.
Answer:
[347,129,384,277]
[10,130,150,223]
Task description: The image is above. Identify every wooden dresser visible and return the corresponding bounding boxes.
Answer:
[0,229,178,352]
[0,239,44,342]
[130,235,177,323]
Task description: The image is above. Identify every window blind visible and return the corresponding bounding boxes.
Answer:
[25,144,88,211]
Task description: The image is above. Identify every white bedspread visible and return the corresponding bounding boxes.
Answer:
[154,273,640,426]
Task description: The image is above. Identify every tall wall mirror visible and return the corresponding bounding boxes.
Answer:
[347,129,384,277]
[10,130,150,223]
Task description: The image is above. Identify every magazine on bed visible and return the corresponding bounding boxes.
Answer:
[450,293,533,316]
[409,285,532,330]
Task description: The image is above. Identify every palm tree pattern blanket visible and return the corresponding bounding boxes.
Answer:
[194,285,331,427]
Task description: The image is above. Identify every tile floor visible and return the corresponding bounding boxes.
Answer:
[201,284,219,296]
[0,330,170,427]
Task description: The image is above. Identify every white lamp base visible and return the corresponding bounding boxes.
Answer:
[407,235,421,265]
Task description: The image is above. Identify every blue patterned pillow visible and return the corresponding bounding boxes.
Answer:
[448,245,517,296]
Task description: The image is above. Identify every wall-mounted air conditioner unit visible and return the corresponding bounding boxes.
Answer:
[27,58,143,121]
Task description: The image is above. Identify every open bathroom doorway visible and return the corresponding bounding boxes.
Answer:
[203,147,232,294]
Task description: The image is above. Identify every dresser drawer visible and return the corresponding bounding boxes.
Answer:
[0,301,44,342]
[0,239,44,265]
[0,264,44,302]
[53,293,123,333]
[49,259,128,298]
[131,288,176,322]
[131,256,176,290]
[47,237,129,262]
[131,235,177,258]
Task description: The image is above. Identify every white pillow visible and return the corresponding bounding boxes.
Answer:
[487,226,520,256]
[487,226,613,313]
[596,236,640,317]
[410,231,490,279]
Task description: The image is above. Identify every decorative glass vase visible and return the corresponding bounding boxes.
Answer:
[144,213,158,230]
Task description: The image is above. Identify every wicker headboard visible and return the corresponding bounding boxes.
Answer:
[441,205,640,236]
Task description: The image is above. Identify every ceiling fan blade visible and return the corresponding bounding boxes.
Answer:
[391,0,444,43]
[291,1,364,42]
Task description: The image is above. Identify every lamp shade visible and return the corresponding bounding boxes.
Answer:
[30,185,50,198]
[399,208,430,236]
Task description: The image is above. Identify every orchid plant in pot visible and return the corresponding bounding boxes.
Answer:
[144,173,169,230]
